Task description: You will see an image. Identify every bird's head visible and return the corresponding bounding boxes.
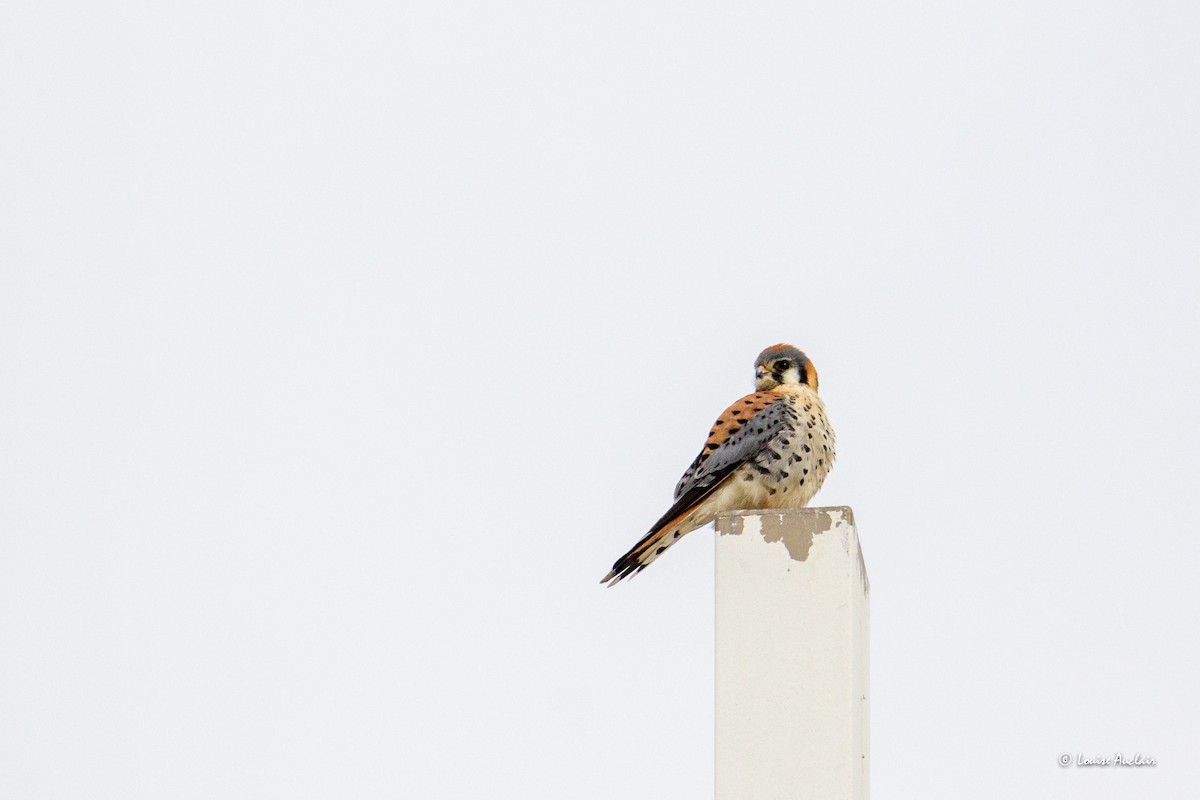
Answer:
[754,344,818,392]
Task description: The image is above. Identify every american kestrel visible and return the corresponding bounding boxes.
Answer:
[602,344,836,586]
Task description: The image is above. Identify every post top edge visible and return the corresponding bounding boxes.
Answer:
[715,505,855,524]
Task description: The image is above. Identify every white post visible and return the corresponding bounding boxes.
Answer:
[715,507,869,800]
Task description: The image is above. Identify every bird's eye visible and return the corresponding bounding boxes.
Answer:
[775,360,791,371]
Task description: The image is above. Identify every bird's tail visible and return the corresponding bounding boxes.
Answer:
[601,508,697,586]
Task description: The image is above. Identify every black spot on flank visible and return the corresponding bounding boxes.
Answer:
[806,421,814,429]
[673,531,680,538]
[656,546,666,555]
[731,410,742,417]
[768,488,776,495]
[753,464,771,476]
[819,459,824,466]
[802,444,811,452]
[800,478,805,485]
[743,473,754,481]
[744,399,754,405]
[807,433,813,440]
[804,405,812,412]
[779,471,789,479]
[714,420,725,426]
[803,468,808,474]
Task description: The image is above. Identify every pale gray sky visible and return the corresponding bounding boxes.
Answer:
[3,2,1198,798]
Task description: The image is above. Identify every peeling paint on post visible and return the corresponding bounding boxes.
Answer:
[715,507,869,800]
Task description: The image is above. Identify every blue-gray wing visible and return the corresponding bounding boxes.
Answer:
[672,391,793,504]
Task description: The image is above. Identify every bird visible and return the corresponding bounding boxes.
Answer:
[602,344,836,586]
